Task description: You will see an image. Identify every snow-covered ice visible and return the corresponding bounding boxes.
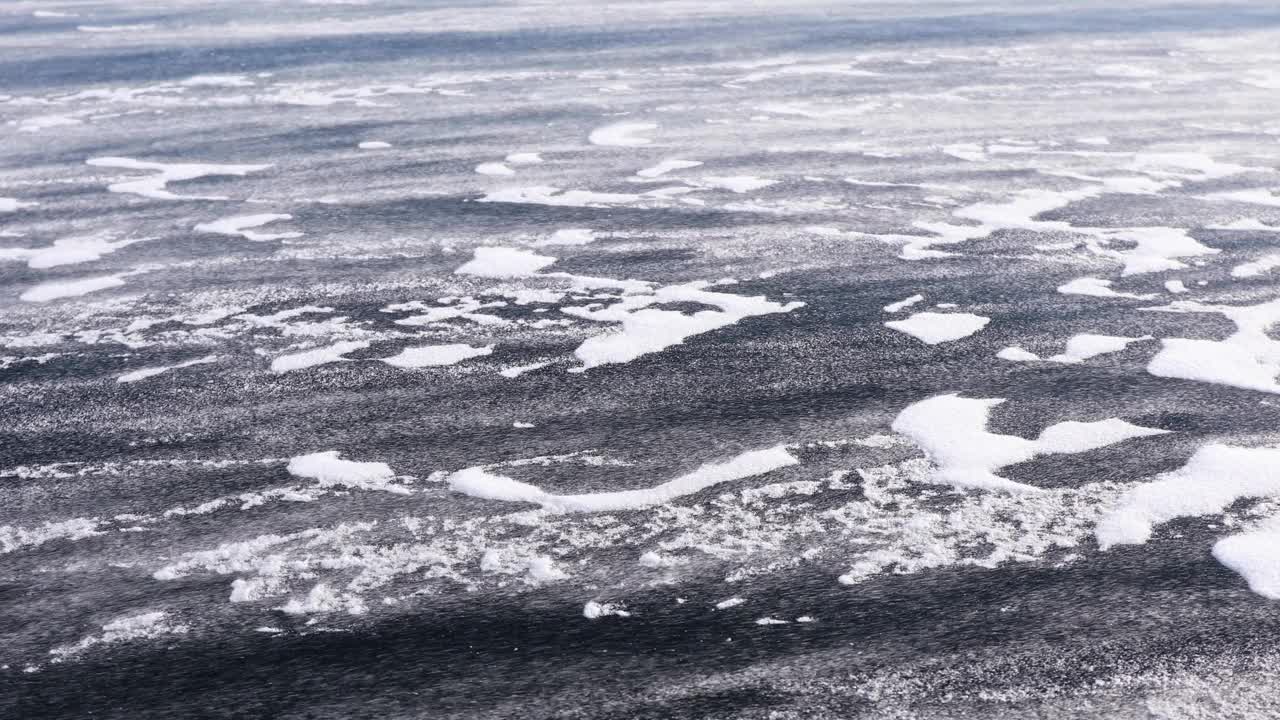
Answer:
[885,312,989,344]
[381,344,494,368]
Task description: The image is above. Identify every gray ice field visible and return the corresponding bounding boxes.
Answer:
[3,1,1280,718]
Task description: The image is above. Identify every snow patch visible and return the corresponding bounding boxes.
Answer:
[287,451,406,494]
[1058,277,1155,300]
[118,354,217,383]
[892,394,1169,492]
[636,159,702,179]
[270,340,369,373]
[455,247,557,278]
[20,274,128,302]
[194,214,301,241]
[86,157,271,200]
[382,343,493,368]
[583,601,630,619]
[883,294,924,313]
[476,162,515,176]
[533,228,595,247]
[448,445,798,512]
[885,312,989,344]
[1146,298,1280,394]
[588,122,657,147]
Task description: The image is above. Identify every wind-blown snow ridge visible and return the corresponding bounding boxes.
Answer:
[892,394,1170,492]
[447,445,798,512]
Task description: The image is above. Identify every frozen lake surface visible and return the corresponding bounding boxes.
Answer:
[4,1,1280,717]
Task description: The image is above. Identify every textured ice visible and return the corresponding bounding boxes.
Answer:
[11,0,1280,700]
